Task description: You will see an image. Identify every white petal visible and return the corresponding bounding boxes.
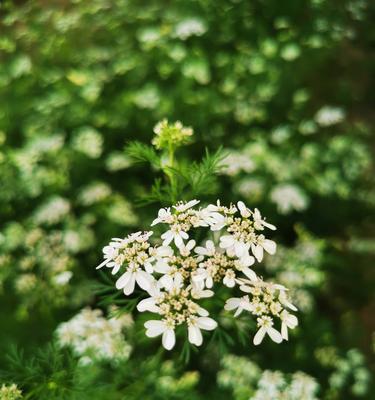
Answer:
[288,314,298,327]
[96,258,110,269]
[161,231,174,246]
[115,271,132,290]
[243,267,258,281]
[195,246,207,255]
[237,201,250,217]
[206,277,213,288]
[123,273,136,295]
[252,244,264,262]
[197,307,209,317]
[253,326,266,345]
[253,208,261,220]
[267,327,283,343]
[154,260,170,274]
[144,262,154,274]
[111,263,121,275]
[234,308,243,317]
[162,329,176,350]
[135,270,152,291]
[263,239,277,255]
[224,298,241,311]
[241,254,255,267]
[186,240,196,251]
[220,235,235,248]
[159,275,173,291]
[263,221,276,230]
[281,323,288,340]
[234,242,247,258]
[188,325,203,346]
[151,218,160,226]
[145,320,165,337]
[197,317,217,331]
[239,285,251,293]
[174,234,184,248]
[137,297,158,313]
[206,240,215,253]
[223,276,235,288]
[157,246,173,257]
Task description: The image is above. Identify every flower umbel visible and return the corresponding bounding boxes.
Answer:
[97,199,298,350]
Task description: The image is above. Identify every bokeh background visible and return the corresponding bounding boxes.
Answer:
[0,0,374,399]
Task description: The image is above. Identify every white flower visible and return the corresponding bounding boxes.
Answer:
[221,151,255,176]
[195,240,216,256]
[145,319,176,350]
[237,201,251,218]
[137,284,164,313]
[53,271,73,286]
[251,234,277,262]
[116,266,154,295]
[220,235,251,258]
[234,254,257,281]
[192,267,213,288]
[151,207,173,226]
[161,226,189,248]
[145,245,173,273]
[174,18,207,40]
[173,199,200,212]
[223,269,236,288]
[200,208,226,230]
[187,316,217,346]
[96,243,121,273]
[190,284,214,299]
[279,290,298,311]
[158,270,184,292]
[56,308,132,363]
[315,106,345,127]
[253,316,283,345]
[224,296,253,317]
[96,198,296,352]
[178,239,196,256]
[270,184,308,214]
[97,231,154,274]
[253,208,276,231]
[280,310,298,340]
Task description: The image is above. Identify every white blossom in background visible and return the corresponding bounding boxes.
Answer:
[78,182,112,206]
[71,126,103,158]
[33,196,70,225]
[174,18,207,40]
[97,199,298,351]
[220,150,256,176]
[218,355,319,400]
[253,370,319,400]
[56,308,132,364]
[52,270,73,286]
[270,184,309,214]
[315,106,345,126]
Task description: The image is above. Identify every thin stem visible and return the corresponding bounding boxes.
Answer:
[167,141,177,202]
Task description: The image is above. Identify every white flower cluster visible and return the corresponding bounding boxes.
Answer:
[174,18,207,40]
[0,383,23,400]
[253,370,319,400]
[218,355,319,400]
[270,183,309,214]
[314,106,345,127]
[97,200,298,350]
[56,308,132,364]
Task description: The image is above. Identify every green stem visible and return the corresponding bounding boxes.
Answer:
[168,141,176,202]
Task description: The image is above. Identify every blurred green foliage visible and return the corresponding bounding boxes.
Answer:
[0,0,374,398]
